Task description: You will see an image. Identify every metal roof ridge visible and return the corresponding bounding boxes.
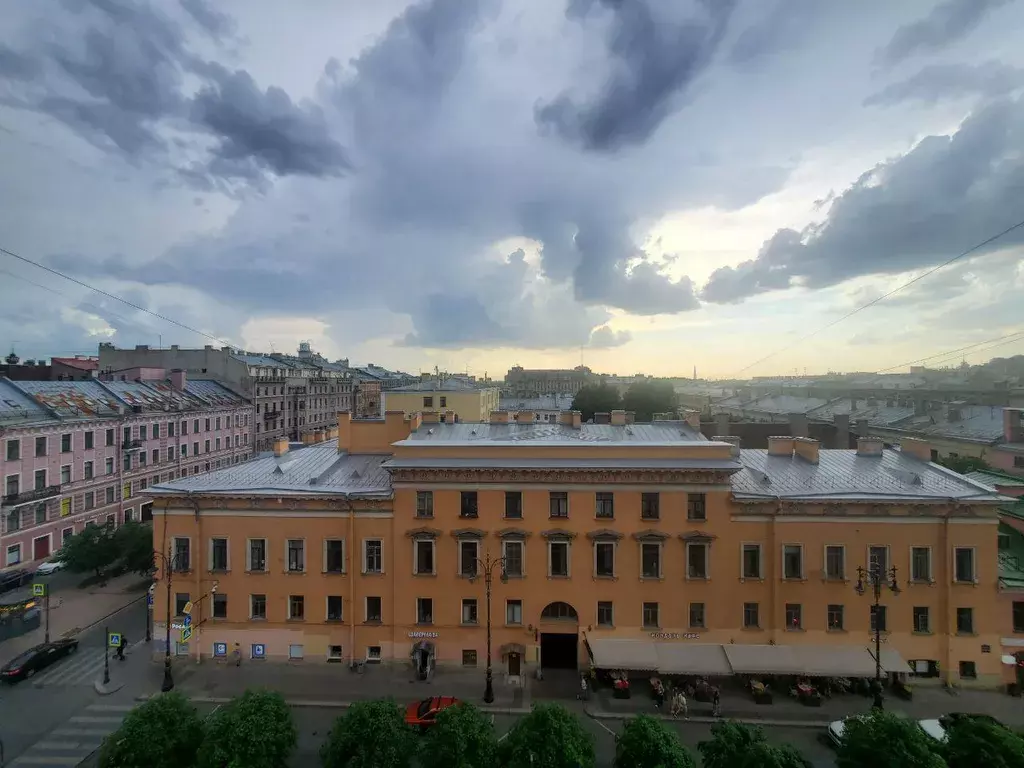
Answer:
[5,377,64,420]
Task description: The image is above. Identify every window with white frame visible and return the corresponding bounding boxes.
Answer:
[686,542,708,579]
[458,540,479,577]
[742,543,762,579]
[502,540,524,577]
[365,596,383,622]
[954,547,976,583]
[782,544,803,579]
[324,539,344,573]
[286,539,305,572]
[416,597,433,624]
[5,543,21,566]
[597,601,613,626]
[910,547,932,582]
[824,545,845,580]
[210,538,229,571]
[326,596,343,621]
[288,595,305,620]
[248,538,267,572]
[172,537,191,572]
[505,599,523,625]
[641,542,662,578]
[5,439,19,461]
[868,545,889,576]
[461,598,478,624]
[360,540,383,574]
[549,540,570,577]
[594,541,615,577]
[642,602,659,628]
[84,461,93,480]
[414,539,435,575]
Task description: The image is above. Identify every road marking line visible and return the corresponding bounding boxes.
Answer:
[68,716,121,725]
[497,731,510,742]
[34,741,98,751]
[592,718,617,737]
[86,703,135,712]
[11,756,83,766]
[50,729,110,738]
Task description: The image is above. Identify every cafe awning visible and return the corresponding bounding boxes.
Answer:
[724,644,799,675]
[586,638,659,671]
[724,644,879,677]
[655,644,732,676]
[870,647,914,675]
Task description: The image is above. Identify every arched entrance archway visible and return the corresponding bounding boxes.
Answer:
[539,601,579,670]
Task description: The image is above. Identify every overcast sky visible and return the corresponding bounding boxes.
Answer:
[1,0,1023,379]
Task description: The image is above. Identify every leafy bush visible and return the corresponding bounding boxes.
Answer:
[698,721,810,768]
[499,703,595,768]
[98,692,204,768]
[420,703,497,768]
[614,714,695,768]
[319,699,416,768]
[836,710,945,768]
[945,716,1024,768]
[198,689,297,768]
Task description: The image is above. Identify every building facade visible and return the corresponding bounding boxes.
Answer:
[384,379,500,423]
[148,410,1009,687]
[504,366,595,397]
[1,372,252,568]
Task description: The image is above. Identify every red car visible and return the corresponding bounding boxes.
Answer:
[405,696,461,730]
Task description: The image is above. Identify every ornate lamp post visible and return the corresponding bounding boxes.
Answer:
[470,552,507,704]
[855,564,900,710]
[154,543,186,693]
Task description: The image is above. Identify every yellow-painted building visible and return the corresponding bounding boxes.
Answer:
[383,379,500,423]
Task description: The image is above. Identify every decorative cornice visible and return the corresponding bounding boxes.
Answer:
[390,467,731,486]
[586,528,624,541]
[406,527,441,539]
[633,528,670,541]
[496,528,531,539]
[541,528,577,540]
[680,530,717,541]
[450,528,486,539]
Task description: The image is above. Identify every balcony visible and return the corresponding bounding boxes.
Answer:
[263,410,280,421]
[124,439,143,450]
[2,485,61,509]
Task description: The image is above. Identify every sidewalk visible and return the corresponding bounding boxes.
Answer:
[175,660,531,712]
[0,572,147,666]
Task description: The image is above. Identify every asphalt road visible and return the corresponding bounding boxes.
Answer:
[0,597,150,766]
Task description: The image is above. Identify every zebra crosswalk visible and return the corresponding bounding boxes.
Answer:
[9,702,135,767]
[30,642,139,689]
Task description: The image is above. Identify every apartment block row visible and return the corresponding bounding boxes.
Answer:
[1,370,253,568]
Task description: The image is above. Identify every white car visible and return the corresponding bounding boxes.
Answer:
[35,560,65,575]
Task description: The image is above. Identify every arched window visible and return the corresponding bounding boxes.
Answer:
[540,601,578,621]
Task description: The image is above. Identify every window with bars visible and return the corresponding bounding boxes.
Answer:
[595,492,614,519]
[687,492,706,521]
[549,492,568,519]
[913,606,931,633]
[415,491,433,518]
[827,604,844,630]
[641,492,660,520]
[287,540,305,572]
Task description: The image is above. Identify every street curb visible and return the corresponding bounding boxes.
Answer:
[62,593,146,640]
[136,693,532,715]
[95,678,126,696]
[585,709,830,728]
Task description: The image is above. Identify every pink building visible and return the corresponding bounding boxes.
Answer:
[989,408,1024,476]
[1,371,253,568]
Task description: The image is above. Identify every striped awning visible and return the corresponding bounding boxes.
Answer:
[870,647,914,675]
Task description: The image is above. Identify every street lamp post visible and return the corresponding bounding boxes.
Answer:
[103,624,110,686]
[470,552,507,705]
[855,564,900,710]
[153,543,179,693]
[145,584,154,642]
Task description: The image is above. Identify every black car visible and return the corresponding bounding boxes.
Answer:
[0,639,79,683]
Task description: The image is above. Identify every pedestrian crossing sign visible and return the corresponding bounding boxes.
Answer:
[181,626,193,642]
[32,583,46,597]
[108,632,122,647]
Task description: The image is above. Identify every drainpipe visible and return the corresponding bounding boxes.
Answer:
[117,412,126,525]
[942,503,952,686]
[769,500,780,645]
[345,496,356,668]
[190,492,203,664]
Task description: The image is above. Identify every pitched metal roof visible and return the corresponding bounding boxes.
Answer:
[384,457,740,471]
[498,394,576,411]
[150,443,391,498]
[394,420,707,446]
[733,448,1003,502]
[389,378,489,393]
[0,378,52,425]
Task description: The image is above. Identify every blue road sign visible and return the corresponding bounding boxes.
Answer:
[213,642,227,657]
[108,632,122,647]
[146,593,153,606]
[252,643,265,659]
[183,614,193,628]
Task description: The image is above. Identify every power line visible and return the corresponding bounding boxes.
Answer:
[874,328,1024,373]
[0,268,142,332]
[728,215,1024,377]
[0,245,233,348]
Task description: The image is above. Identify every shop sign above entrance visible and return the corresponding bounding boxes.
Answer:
[409,631,439,639]
[650,632,700,640]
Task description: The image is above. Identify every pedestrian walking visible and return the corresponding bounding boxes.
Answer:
[232,643,241,667]
[116,635,128,661]
[712,687,721,717]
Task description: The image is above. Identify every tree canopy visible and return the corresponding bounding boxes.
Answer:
[116,521,155,576]
[499,703,595,768]
[621,380,677,422]
[58,521,120,577]
[614,714,695,768]
[319,699,416,768]
[944,717,1024,768]
[938,455,990,475]
[98,692,204,768]
[836,711,945,768]
[198,689,297,768]
[697,721,810,768]
[571,383,622,421]
[420,703,497,768]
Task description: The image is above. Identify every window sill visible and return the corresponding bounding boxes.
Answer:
[956,631,977,637]
[209,569,229,575]
[782,577,807,583]
[244,570,269,575]
[689,625,706,632]
[739,576,764,583]
[642,626,660,631]
[827,627,847,633]
[414,515,434,521]
[823,577,848,584]
[415,622,434,627]
[741,625,762,631]
[504,573,525,579]
[909,579,935,586]
[503,516,523,521]
[323,570,346,576]
[413,572,437,578]
[286,618,306,623]
[548,516,569,521]
[912,630,933,636]
[640,516,660,522]
[686,576,709,582]
[249,616,267,622]
[363,619,383,626]
[325,618,345,624]
[594,516,615,522]
[362,571,385,577]
[686,518,707,524]
[504,623,523,628]
[640,575,664,582]
[785,627,805,632]
[548,574,570,580]
[594,574,616,581]
[461,622,479,627]
[953,580,978,587]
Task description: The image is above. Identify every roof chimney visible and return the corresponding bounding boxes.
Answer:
[571,410,582,429]
[422,411,440,424]
[1004,408,1024,443]
[273,437,289,457]
[516,410,535,424]
[713,435,741,458]
[610,409,627,426]
[682,410,701,430]
[490,410,511,424]
[856,437,884,457]
[767,436,794,457]
[170,369,187,391]
[793,436,819,465]
[900,437,932,462]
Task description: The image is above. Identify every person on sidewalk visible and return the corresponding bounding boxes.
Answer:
[712,688,721,717]
[116,635,128,661]
[232,643,241,667]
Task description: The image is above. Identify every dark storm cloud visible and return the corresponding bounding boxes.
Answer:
[877,0,1015,67]
[702,96,1024,304]
[1,0,345,186]
[864,61,1024,107]
[535,0,737,152]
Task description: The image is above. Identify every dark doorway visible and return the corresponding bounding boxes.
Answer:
[412,641,434,680]
[508,652,521,676]
[541,632,578,669]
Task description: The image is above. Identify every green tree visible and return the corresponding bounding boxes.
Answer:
[571,383,622,422]
[198,689,297,768]
[698,721,811,768]
[614,714,695,768]
[114,521,155,576]
[57,521,119,578]
[420,703,497,768]
[945,717,1024,768]
[98,692,204,768]
[319,699,415,768]
[499,703,595,768]
[837,710,945,768]
[938,455,989,474]
[621,381,677,422]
